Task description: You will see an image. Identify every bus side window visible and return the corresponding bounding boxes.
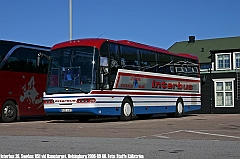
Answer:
[140,50,156,72]
[157,53,172,73]
[2,53,18,71]
[120,45,140,70]
[18,48,39,73]
[164,66,174,74]
[158,66,164,73]
[176,67,184,76]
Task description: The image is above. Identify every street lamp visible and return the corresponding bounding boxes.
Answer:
[208,51,214,113]
[69,0,72,40]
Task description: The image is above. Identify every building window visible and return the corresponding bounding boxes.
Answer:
[200,63,211,71]
[233,52,240,69]
[213,78,235,107]
[216,54,231,70]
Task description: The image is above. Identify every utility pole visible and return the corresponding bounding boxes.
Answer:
[69,0,72,40]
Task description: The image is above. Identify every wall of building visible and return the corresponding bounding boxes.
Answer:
[195,72,240,114]
[191,72,240,114]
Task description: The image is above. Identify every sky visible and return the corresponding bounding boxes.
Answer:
[0,0,240,50]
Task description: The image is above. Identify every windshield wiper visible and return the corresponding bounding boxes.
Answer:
[62,86,88,93]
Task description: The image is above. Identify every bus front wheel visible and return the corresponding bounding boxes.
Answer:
[120,98,133,121]
[1,101,17,122]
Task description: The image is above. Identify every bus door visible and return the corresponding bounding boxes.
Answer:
[109,43,120,89]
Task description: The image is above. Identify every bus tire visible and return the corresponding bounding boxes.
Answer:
[120,98,133,121]
[175,98,184,117]
[1,101,17,122]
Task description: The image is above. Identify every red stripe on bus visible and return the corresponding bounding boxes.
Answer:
[90,90,200,96]
[118,72,200,82]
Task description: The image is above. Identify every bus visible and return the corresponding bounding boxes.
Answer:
[42,38,201,121]
[0,40,50,122]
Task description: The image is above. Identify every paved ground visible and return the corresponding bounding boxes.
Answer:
[1,114,240,159]
[0,114,240,141]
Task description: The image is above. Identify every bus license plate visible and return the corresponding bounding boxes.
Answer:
[61,109,72,112]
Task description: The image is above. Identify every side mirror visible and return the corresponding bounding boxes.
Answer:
[37,55,41,66]
[37,52,51,66]
[100,73,103,84]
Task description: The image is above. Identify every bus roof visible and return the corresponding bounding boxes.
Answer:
[52,38,198,60]
[0,39,50,49]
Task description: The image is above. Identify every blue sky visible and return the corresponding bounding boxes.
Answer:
[0,0,239,49]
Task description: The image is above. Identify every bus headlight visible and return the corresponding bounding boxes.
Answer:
[43,99,54,104]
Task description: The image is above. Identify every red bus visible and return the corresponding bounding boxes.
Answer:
[43,38,201,121]
[0,40,50,122]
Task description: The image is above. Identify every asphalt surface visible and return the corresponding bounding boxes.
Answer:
[0,114,240,159]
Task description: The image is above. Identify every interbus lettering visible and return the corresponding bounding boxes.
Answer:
[152,80,193,90]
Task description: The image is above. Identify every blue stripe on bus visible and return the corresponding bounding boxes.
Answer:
[184,105,201,112]
[45,105,201,116]
[134,105,201,114]
[45,107,121,116]
[95,100,177,104]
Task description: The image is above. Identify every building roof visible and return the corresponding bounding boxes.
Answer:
[168,36,240,63]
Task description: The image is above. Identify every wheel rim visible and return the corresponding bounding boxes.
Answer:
[177,102,183,114]
[3,106,14,118]
[123,103,131,117]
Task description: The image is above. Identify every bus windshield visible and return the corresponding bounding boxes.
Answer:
[46,46,98,94]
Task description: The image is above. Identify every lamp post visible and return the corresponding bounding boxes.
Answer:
[209,63,212,113]
[208,51,214,113]
[69,0,72,40]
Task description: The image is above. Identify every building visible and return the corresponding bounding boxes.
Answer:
[168,36,240,113]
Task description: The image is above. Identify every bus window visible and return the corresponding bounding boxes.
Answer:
[140,50,156,72]
[0,45,12,64]
[164,65,175,74]
[2,50,18,71]
[120,46,140,70]
[18,48,49,73]
[173,56,185,64]
[176,67,183,74]
[1,45,49,73]
[157,53,172,73]
[187,67,193,73]
[193,67,198,73]
[109,43,119,66]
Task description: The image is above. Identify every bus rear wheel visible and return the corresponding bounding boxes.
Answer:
[1,101,17,122]
[175,98,184,117]
[120,98,133,121]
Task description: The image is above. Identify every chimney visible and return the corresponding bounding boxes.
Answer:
[188,36,195,43]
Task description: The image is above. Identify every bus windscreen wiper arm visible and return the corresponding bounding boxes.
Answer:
[63,86,87,93]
